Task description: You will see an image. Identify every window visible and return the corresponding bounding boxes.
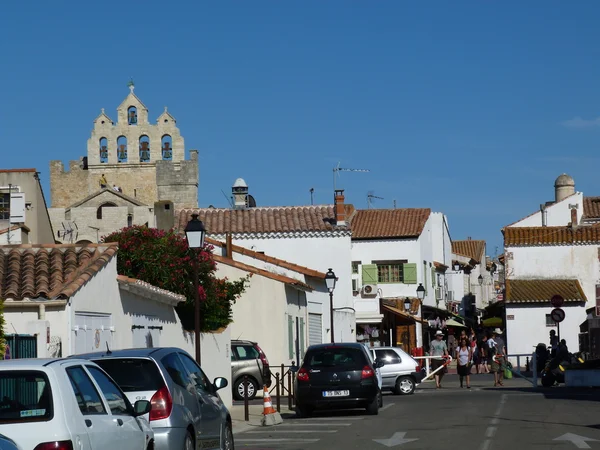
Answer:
[97,202,117,220]
[66,366,106,415]
[0,193,9,220]
[117,136,128,163]
[0,370,53,423]
[99,137,108,163]
[374,349,401,365]
[86,366,130,415]
[93,358,163,393]
[178,353,211,393]
[351,261,360,274]
[161,135,172,160]
[375,260,407,283]
[352,279,359,292]
[546,314,557,327]
[127,106,137,125]
[161,352,191,389]
[139,135,150,162]
[306,348,367,369]
[234,345,259,361]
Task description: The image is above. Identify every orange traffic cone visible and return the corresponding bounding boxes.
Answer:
[260,385,282,426]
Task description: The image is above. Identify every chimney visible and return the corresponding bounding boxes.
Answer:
[334,189,346,226]
[571,207,578,228]
[540,204,547,227]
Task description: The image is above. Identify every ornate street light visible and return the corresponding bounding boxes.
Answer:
[403,297,411,312]
[416,283,426,301]
[453,262,461,272]
[325,268,337,343]
[185,213,206,365]
[478,275,484,286]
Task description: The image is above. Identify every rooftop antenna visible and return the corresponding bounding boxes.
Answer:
[220,190,234,208]
[393,199,397,209]
[309,188,314,205]
[367,191,384,209]
[333,162,370,191]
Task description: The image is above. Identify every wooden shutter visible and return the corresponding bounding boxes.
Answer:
[402,263,417,284]
[362,264,378,284]
[288,315,294,359]
[431,267,436,288]
[299,318,305,357]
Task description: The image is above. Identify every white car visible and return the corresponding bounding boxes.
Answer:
[370,347,425,395]
[0,358,154,450]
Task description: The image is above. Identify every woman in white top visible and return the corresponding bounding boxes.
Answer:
[456,337,473,389]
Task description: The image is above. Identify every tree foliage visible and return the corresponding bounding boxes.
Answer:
[103,226,249,332]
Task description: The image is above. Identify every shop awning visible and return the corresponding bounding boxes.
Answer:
[446,318,467,328]
[482,317,503,327]
[381,304,428,324]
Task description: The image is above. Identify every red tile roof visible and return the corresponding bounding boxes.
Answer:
[0,244,117,300]
[433,261,448,271]
[503,225,600,246]
[505,279,586,303]
[452,240,485,263]
[584,197,600,219]
[176,206,345,236]
[349,209,431,240]
[213,254,314,291]
[206,237,326,279]
[117,275,185,305]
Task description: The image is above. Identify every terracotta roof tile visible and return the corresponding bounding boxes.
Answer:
[0,244,117,300]
[433,261,448,271]
[349,209,431,240]
[505,279,586,303]
[452,240,485,263]
[176,206,345,236]
[503,225,600,247]
[583,197,600,219]
[213,254,314,291]
[206,237,326,279]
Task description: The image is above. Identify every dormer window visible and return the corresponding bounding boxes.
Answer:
[99,137,108,163]
[127,106,137,125]
[139,135,150,162]
[117,136,128,163]
[161,135,172,160]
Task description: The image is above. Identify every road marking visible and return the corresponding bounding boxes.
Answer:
[237,438,320,443]
[298,416,364,421]
[373,431,419,447]
[479,393,507,450]
[245,430,338,434]
[281,422,352,426]
[380,403,395,412]
[553,433,599,449]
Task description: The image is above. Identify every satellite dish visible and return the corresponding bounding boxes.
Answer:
[247,195,256,208]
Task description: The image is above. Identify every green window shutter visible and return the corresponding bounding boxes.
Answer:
[299,318,305,356]
[362,264,378,284]
[403,263,417,284]
[423,262,427,292]
[431,267,436,288]
[288,316,294,359]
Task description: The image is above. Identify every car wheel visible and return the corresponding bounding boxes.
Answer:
[233,377,258,400]
[296,404,313,418]
[183,431,194,450]
[366,395,379,415]
[221,421,235,450]
[395,376,415,395]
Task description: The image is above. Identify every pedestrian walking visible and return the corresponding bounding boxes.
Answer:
[456,337,473,388]
[489,328,507,387]
[471,335,480,374]
[430,330,449,389]
[479,334,490,374]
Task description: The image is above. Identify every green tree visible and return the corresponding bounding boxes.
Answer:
[103,226,248,332]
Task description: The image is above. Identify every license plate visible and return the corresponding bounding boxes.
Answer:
[322,390,350,397]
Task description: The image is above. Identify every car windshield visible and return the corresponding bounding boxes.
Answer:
[306,348,366,369]
[0,370,53,424]
[92,358,163,392]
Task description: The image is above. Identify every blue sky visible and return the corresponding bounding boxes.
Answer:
[2,1,600,254]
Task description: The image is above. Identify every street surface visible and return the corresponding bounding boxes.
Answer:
[234,375,600,450]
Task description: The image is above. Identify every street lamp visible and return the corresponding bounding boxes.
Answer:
[416,283,426,301]
[403,297,411,312]
[325,268,337,343]
[478,275,483,286]
[453,262,461,272]
[185,213,206,365]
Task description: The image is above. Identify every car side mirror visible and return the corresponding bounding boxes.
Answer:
[375,360,385,369]
[133,400,151,417]
[214,377,228,391]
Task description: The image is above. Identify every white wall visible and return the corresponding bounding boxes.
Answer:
[505,304,586,357]
[231,234,354,343]
[510,192,583,228]
[199,328,233,408]
[0,228,26,245]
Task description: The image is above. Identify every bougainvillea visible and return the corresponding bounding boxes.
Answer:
[103,226,249,332]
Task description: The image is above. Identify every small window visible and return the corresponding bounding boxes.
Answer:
[374,349,401,365]
[178,353,211,393]
[66,366,106,415]
[352,279,359,292]
[375,260,407,283]
[351,261,360,274]
[161,352,191,389]
[86,366,131,416]
[234,345,259,360]
[546,314,557,327]
[0,193,9,220]
[127,214,133,227]
[0,370,53,424]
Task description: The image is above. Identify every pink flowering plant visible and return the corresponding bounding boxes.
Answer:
[103,226,248,332]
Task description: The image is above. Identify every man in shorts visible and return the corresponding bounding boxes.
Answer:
[489,328,507,386]
[430,330,449,389]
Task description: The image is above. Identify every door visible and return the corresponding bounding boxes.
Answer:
[85,365,147,449]
[374,349,402,389]
[74,313,113,354]
[395,325,416,353]
[309,314,323,346]
[178,353,222,443]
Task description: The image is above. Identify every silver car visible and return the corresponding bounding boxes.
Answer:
[76,347,233,450]
[370,346,425,395]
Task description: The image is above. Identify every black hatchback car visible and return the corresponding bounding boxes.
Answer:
[294,343,384,417]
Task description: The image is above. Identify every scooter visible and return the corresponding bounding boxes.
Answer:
[541,353,584,387]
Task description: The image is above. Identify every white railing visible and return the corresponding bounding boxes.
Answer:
[413,355,453,381]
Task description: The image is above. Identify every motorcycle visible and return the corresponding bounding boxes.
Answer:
[541,352,584,387]
[535,343,550,374]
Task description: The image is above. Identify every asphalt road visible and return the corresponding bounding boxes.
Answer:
[234,375,600,450]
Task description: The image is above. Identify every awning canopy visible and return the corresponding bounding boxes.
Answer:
[446,318,467,328]
[482,317,503,327]
[505,279,587,304]
[381,304,428,324]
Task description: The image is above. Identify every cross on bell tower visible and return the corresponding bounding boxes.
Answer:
[127,78,135,93]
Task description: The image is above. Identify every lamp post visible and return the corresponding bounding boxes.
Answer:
[453,262,461,272]
[403,297,411,313]
[416,283,426,348]
[185,213,206,365]
[325,268,337,343]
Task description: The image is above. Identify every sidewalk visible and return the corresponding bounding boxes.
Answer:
[230,402,295,434]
